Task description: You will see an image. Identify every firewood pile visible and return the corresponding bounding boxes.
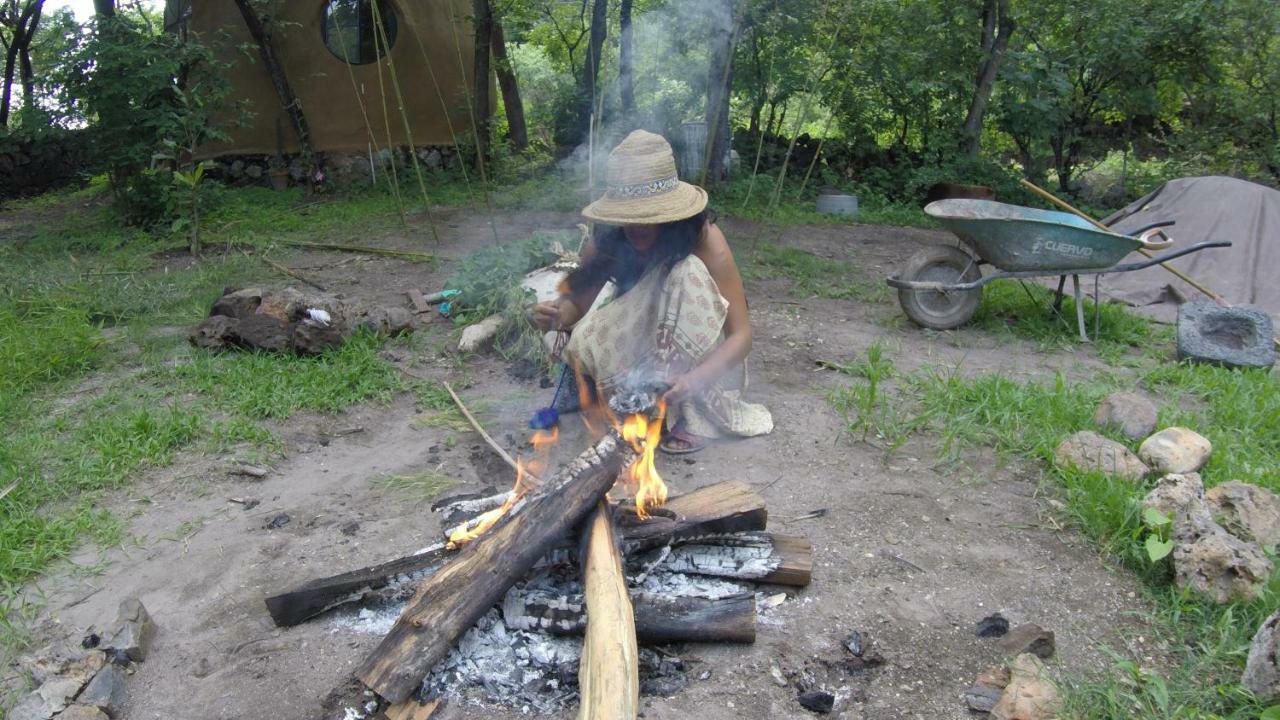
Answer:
[264,393,813,719]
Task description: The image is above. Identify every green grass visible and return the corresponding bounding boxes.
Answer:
[827,333,1279,717]
[742,241,889,303]
[375,470,454,502]
[971,279,1158,356]
[712,175,934,228]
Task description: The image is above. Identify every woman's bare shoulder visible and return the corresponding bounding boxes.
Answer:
[695,222,735,267]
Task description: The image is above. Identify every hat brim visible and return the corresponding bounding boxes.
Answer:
[581,182,708,226]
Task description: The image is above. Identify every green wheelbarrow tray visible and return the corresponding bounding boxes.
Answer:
[924,198,1169,271]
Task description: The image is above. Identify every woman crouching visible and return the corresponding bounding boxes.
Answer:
[530,130,772,454]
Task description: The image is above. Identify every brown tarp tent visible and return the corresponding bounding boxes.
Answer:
[176,0,475,157]
[1099,176,1280,326]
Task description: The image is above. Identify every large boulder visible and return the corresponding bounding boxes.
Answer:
[1244,610,1280,703]
[1093,392,1158,442]
[991,654,1061,720]
[1206,481,1280,550]
[1053,431,1149,481]
[1139,427,1212,474]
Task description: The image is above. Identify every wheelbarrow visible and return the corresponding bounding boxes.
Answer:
[885,199,1233,341]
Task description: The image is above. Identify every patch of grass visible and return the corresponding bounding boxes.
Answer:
[971,279,1157,352]
[742,242,888,302]
[0,304,104,420]
[163,333,403,420]
[376,470,455,502]
[712,176,933,228]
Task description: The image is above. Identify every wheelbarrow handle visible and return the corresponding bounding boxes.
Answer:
[1137,227,1175,251]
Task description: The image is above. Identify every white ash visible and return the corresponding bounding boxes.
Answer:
[633,568,748,599]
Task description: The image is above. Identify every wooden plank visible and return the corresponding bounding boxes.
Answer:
[355,432,633,704]
[577,501,639,720]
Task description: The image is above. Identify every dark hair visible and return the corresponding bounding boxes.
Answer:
[566,210,715,296]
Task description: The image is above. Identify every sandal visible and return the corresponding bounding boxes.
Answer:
[660,426,709,455]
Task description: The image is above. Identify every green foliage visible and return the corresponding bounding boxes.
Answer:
[446,231,569,310]
[741,241,888,302]
[0,304,103,421]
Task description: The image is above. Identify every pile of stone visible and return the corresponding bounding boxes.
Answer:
[10,599,155,720]
[190,286,416,355]
[965,615,1060,719]
[1054,391,1280,604]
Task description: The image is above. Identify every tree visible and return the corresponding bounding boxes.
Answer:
[703,0,741,181]
[490,8,528,151]
[961,0,1015,156]
[574,0,607,144]
[618,0,634,117]
[232,0,313,161]
[1,0,46,127]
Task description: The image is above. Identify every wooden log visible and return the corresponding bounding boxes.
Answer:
[577,501,639,720]
[264,481,768,628]
[355,432,634,704]
[503,589,756,644]
[264,543,449,627]
[659,532,812,586]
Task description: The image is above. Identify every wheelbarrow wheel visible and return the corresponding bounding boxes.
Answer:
[897,245,981,330]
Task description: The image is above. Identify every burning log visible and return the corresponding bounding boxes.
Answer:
[577,501,639,720]
[657,532,812,587]
[264,481,770,628]
[503,589,756,644]
[356,432,634,704]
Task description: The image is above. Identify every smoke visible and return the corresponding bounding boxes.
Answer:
[555,0,739,187]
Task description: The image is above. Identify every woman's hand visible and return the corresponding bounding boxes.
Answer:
[662,374,698,406]
[530,300,563,332]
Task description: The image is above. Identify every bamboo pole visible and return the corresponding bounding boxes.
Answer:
[1018,179,1280,351]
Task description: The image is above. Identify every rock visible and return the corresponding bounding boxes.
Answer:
[103,598,156,663]
[965,682,1004,713]
[1053,431,1149,481]
[291,317,347,354]
[8,675,88,720]
[19,646,105,686]
[266,513,292,530]
[1172,502,1273,603]
[998,624,1055,659]
[77,665,127,716]
[769,663,788,687]
[358,306,415,336]
[244,163,263,179]
[189,315,239,350]
[1093,392,1158,442]
[1205,481,1280,549]
[424,148,443,171]
[976,613,1009,638]
[1139,427,1212,474]
[842,630,864,656]
[1177,302,1276,370]
[797,690,835,714]
[209,287,262,319]
[1243,609,1280,702]
[991,654,1061,720]
[55,706,109,720]
[458,314,504,353]
[1141,473,1205,519]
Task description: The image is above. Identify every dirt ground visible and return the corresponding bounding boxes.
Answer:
[20,208,1158,720]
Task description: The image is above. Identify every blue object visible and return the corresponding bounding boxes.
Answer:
[528,364,574,429]
[438,301,452,316]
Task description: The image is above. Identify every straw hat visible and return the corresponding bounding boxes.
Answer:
[582,130,708,226]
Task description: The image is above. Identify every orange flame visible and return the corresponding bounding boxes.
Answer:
[619,400,668,518]
[447,427,560,549]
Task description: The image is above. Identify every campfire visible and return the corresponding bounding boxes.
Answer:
[264,383,813,719]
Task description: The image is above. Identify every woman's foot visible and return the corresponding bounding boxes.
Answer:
[660,426,709,455]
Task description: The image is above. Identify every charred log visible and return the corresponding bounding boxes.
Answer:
[654,532,811,586]
[504,589,756,644]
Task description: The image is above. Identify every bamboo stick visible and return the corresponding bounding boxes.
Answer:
[274,239,435,261]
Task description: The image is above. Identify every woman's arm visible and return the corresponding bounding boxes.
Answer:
[664,222,753,403]
[531,235,605,331]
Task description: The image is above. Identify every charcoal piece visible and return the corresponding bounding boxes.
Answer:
[797,690,835,714]
[975,613,1009,638]
[843,630,864,657]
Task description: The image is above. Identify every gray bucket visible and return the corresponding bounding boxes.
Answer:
[816,192,859,218]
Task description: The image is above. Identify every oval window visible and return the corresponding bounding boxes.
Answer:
[322,0,398,65]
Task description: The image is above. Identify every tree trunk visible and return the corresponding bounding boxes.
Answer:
[490,16,526,151]
[92,0,114,19]
[575,0,608,144]
[703,0,740,182]
[355,432,635,704]
[472,0,493,163]
[619,0,635,118]
[961,0,1015,157]
[232,0,313,160]
[577,501,639,720]
[0,0,44,127]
